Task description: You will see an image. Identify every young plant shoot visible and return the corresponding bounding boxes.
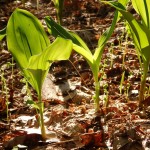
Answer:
[103,0,150,108]
[52,0,64,24]
[45,10,119,112]
[6,8,72,139]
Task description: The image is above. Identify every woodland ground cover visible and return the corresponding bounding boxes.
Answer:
[0,0,150,150]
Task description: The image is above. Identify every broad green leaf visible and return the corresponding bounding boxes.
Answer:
[7,8,50,70]
[45,16,91,53]
[6,8,50,94]
[132,0,150,29]
[27,37,72,95]
[6,8,74,138]
[0,27,6,41]
[27,37,72,70]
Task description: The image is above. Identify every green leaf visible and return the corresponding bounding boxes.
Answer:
[72,43,94,67]
[7,8,50,69]
[94,11,118,64]
[7,8,73,98]
[27,37,72,94]
[132,0,150,29]
[104,0,150,105]
[6,8,50,94]
[118,0,129,6]
[45,16,91,52]
[117,0,129,21]
[26,99,42,110]
[45,16,97,73]
[27,37,72,70]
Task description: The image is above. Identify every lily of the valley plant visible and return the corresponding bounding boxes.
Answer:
[45,10,119,112]
[103,0,150,108]
[6,8,72,138]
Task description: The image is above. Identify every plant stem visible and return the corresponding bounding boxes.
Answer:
[53,0,64,25]
[91,63,100,112]
[38,93,46,139]
[139,63,148,108]
[1,70,9,123]
[122,33,128,69]
[94,79,100,112]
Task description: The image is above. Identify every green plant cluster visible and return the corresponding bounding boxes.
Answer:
[103,0,150,107]
[0,0,150,139]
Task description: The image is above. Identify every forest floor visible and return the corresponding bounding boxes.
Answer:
[0,0,150,150]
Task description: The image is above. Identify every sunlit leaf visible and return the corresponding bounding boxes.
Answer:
[117,0,129,21]
[7,9,73,138]
[26,37,72,94]
[6,8,50,94]
[7,8,50,69]
[94,11,118,64]
[132,0,150,29]
[28,37,72,70]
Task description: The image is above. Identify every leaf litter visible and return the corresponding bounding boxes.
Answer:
[0,0,150,149]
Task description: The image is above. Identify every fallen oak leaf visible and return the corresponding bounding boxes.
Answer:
[80,133,93,146]
[93,130,104,147]
[4,133,43,149]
